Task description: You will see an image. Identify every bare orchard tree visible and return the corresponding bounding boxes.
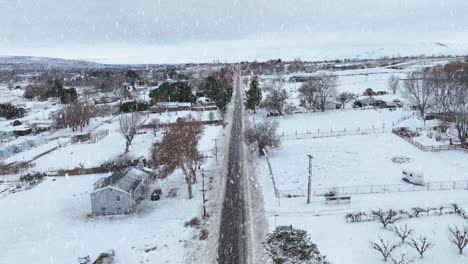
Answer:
[299,73,338,111]
[390,254,415,264]
[407,236,433,258]
[119,113,143,153]
[403,70,435,117]
[245,119,281,155]
[263,87,289,115]
[448,225,468,255]
[391,225,414,244]
[372,209,401,229]
[151,119,204,199]
[388,75,400,95]
[371,238,399,262]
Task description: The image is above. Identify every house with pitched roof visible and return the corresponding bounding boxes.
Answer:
[90,164,150,215]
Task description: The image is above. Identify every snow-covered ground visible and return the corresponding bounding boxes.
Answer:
[259,133,468,191]
[0,171,209,263]
[0,109,222,263]
[260,108,413,136]
[252,61,468,263]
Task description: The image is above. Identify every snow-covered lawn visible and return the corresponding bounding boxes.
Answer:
[0,168,211,263]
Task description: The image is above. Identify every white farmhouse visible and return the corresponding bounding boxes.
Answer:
[90,165,150,216]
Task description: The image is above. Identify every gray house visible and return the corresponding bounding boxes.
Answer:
[90,166,150,216]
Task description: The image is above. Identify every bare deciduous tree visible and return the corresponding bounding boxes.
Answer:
[371,238,399,261]
[298,73,338,111]
[263,87,289,115]
[151,119,204,199]
[372,209,401,229]
[392,225,414,244]
[119,113,142,153]
[407,236,433,258]
[388,75,400,95]
[245,119,281,155]
[55,102,94,132]
[403,70,434,117]
[429,64,468,145]
[448,225,468,255]
[337,92,355,109]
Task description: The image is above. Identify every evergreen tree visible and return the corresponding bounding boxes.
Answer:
[245,78,262,113]
[264,225,330,264]
[203,75,232,114]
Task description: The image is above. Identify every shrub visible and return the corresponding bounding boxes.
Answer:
[12,120,22,126]
[185,217,200,228]
[0,103,26,120]
[119,101,149,112]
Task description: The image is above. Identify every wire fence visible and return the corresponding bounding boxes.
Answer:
[279,127,390,140]
[279,112,418,141]
[278,180,468,198]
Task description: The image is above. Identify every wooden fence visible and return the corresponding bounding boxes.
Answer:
[392,129,467,152]
[140,119,224,130]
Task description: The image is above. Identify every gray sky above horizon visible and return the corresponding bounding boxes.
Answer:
[1,0,468,63]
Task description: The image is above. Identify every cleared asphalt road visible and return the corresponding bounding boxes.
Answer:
[217,72,247,264]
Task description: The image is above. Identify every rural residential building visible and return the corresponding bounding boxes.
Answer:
[90,165,150,216]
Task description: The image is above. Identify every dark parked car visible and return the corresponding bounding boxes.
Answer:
[150,189,162,201]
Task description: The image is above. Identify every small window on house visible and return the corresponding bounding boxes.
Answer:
[101,207,106,212]
[117,207,121,213]
[116,195,121,201]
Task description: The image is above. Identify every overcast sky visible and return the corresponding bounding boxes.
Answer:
[1,0,468,63]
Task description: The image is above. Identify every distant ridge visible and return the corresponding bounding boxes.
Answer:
[0,56,105,70]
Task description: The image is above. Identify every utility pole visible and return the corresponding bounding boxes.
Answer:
[307,155,313,204]
[212,138,219,166]
[201,170,208,219]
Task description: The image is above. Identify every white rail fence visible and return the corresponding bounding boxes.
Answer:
[278,180,468,198]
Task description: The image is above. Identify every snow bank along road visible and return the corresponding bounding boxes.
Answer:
[217,70,248,264]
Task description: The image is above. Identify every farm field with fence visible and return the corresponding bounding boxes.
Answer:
[259,134,468,195]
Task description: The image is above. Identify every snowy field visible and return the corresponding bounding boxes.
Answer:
[261,108,414,136]
[257,135,468,263]
[253,60,468,263]
[258,133,468,191]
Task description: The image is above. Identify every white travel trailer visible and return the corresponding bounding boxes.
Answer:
[402,170,424,185]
